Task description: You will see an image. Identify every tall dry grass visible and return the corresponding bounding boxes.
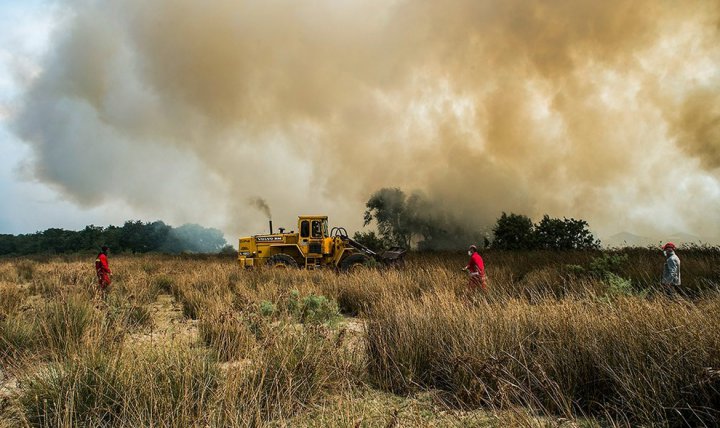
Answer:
[0,249,717,426]
[365,293,720,425]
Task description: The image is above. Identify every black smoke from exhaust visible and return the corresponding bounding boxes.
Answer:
[248,197,272,219]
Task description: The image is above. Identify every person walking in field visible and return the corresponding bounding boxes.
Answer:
[95,245,112,295]
[661,242,681,295]
[462,245,487,292]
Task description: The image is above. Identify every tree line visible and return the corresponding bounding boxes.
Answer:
[0,221,230,256]
[2,188,600,255]
[355,188,600,251]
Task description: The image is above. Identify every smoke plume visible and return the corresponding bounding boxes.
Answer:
[248,197,272,220]
[10,0,720,242]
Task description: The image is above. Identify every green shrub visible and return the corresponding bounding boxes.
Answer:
[564,264,585,276]
[259,300,276,317]
[589,253,628,277]
[605,273,634,296]
[286,289,301,314]
[274,290,340,324]
[300,294,340,325]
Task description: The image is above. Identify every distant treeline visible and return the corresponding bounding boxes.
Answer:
[0,221,231,256]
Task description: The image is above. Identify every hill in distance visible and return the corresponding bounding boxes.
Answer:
[605,231,714,248]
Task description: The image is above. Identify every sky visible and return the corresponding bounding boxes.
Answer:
[1,0,719,246]
[0,0,95,233]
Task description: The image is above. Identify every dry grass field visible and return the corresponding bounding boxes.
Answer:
[0,250,719,427]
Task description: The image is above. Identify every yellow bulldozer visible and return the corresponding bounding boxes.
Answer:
[237,215,405,271]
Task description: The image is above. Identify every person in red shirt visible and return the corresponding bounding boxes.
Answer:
[95,246,112,294]
[462,245,487,291]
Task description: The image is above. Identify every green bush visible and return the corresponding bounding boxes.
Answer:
[589,253,628,276]
[300,294,340,325]
[564,264,585,276]
[605,273,634,296]
[264,290,340,325]
[259,300,276,317]
[286,289,301,314]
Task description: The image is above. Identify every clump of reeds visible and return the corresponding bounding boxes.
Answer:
[171,280,209,320]
[16,347,219,427]
[0,283,26,317]
[0,315,39,362]
[38,292,98,357]
[153,274,175,294]
[17,349,125,427]
[198,303,256,361]
[105,293,154,330]
[215,326,343,425]
[365,291,720,426]
[14,260,35,282]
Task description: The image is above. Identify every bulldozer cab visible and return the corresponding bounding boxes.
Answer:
[298,216,329,257]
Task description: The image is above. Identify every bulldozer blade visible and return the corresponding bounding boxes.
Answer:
[380,247,406,261]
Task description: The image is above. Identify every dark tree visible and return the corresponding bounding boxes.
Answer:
[118,220,170,253]
[78,225,105,250]
[535,215,600,250]
[0,234,17,255]
[491,212,536,250]
[363,188,416,248]
[362,187,483,250]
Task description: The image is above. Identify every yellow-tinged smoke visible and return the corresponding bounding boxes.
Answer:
[11,0,720,242]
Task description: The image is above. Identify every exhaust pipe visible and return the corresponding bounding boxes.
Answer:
[269,220,273,235]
